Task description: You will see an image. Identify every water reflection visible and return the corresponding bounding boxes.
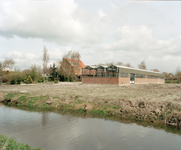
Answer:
[0,104,181,150]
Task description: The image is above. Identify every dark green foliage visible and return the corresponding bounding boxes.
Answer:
[50,63,57,81]
[160,114,165,118]
[104,101,108,103]
[70,77,75,82]
[10,79,16,85]
[48,77,52,81]
[0,134,43,150]
[64,77,68,81]
[38,79,42,83]
[16,77,21,84]
[167,110,172,114]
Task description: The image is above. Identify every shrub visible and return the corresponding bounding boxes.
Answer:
[16,77,21,84]
[48,77,53,81]
[173,80,178,83]
[38,79,42,83]
[10,79,16,84]
[54,80,58,83]
[24,75,33,84]
[2,77,8,83]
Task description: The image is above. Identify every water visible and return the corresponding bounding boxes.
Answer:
[0,104,181,150]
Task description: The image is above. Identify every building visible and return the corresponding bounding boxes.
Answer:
[82,65,164,85]
[67,59,86,80]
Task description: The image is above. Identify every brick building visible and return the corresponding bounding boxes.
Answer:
[82,65,164,85]
[67,59,86,80]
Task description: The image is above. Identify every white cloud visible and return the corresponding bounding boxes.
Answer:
[98,10,107,18]
[0,1,181,73]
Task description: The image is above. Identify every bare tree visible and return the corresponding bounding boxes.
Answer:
[176,66,181,83]
[59,58,75,81]
[58,50,80,81]
[2,58,15,69]
[163,72,169,78]
[43,46,49,75]
[63,50,81,61]
[138,61,146,70]
[105,61,114,66]
[116,61,123,66]
[124,63,131,67]
[152,69,160,72]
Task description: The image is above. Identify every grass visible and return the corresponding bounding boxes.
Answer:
[167,110,172,114]
[112,106,119,109]
[0,134,43,150]
[91,109,107,116]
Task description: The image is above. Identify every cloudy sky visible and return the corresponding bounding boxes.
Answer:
[0,0,181,73]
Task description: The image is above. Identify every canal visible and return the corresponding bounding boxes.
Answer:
[0,104,181,150]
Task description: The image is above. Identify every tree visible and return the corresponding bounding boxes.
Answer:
[58,50,79,81]
[59,58,75,81]
[138,61,146,70]
[175,66,181,83]
[152,69,160,72]
[116,61,123,66]
[124,63,131,67]
[30,64,42,81]
[163,72,169,78]
[50,63,57,81]
[1,58,15,69]
[43,46,49,75]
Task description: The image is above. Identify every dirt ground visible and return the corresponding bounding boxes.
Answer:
[0,82,181,104]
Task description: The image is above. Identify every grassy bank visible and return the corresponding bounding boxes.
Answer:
[1,89,181,127]
[0,134,43,150]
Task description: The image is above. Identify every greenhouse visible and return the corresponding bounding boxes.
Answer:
[82,65,164,85]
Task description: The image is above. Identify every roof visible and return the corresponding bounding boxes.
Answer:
[83,64,164,77]
[67,59,86,75]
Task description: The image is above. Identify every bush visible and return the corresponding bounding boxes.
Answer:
[165,80,171,83]
[173,80,178,83]
[16,77,21,84]
[38,79,42,83]
[10,79,16,84]
[48,77,53,81]
[3,77,8,83]
[54,80,58,83]
[24,76,33,84]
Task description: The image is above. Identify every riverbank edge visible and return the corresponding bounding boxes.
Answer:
[1,92,181,127]
[0,134,43,150]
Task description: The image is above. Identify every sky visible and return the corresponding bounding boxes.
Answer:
[0,0,181,73]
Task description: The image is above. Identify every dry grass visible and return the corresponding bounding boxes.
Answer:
[0,82,181,105]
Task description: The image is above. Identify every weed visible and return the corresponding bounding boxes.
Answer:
[160,114,165,118]
[104,101,108,103]
[91,109,107,115]
[17,96,27,103]
[179,108,181,111]
[0,134,43,150]
[53,97,59,99]
[3,93,19,99]
[112,106,119,109]
[60,97,66,101]
[167,110,172,114]
[103,106,108,109]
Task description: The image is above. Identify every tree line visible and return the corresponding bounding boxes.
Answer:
[0,48,181,84]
